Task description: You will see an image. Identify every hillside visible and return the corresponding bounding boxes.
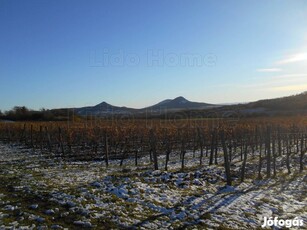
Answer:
[142,96,216,112]
[74,96,216,117]
[1,93,306,121]
[161,92,307,119]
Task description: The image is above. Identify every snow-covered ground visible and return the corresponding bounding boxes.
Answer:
[0,143,306,229]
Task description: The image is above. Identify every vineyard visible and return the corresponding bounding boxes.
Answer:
[1,117,306,179]
[0,116,306,229]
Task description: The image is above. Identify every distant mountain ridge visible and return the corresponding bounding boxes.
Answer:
[164,92,307,118]
[144,96,215,111]
[75,92,307,117]
[75,96,216,116]
[2,92,306,121]
[76,101,137,116]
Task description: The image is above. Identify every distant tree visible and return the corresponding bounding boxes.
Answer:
[2,106,31,120]
[13,106,30,120]
[2,106,76,121]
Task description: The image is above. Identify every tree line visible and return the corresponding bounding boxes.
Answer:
[0,106,76,121]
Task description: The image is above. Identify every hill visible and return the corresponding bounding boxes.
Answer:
[74,96,216,117]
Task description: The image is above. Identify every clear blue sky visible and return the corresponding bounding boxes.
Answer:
[1,0,307,111]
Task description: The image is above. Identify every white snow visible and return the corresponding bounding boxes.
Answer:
[0,143,306,229]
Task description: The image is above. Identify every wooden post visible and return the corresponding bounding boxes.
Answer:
[6,125,11,143]
[221,131,232,186]
[39,126,43,151]
[135,149,138,166]
[228,142,232,163]
[67,129,72,155]
[209,130,215,165]
[241,140,248,182]
[164,132,171,171]
[266,126,271,178]
[30,124,33,148]
[278,127,282,157]
[20,123,26,143]
[214,134,218,165]
[104,132,109,167]
[300,134,305,172]
[272,134,276,177]
[58,127,64,156]
[181,138,186,170]
[120,138,127,167]
[258,136,263,179]
[45,126,52,153]
[240,139,244,161]
[286,137,291,174]
[197,127,204,165]
[165,144,171,171]
[149,129,158,170]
